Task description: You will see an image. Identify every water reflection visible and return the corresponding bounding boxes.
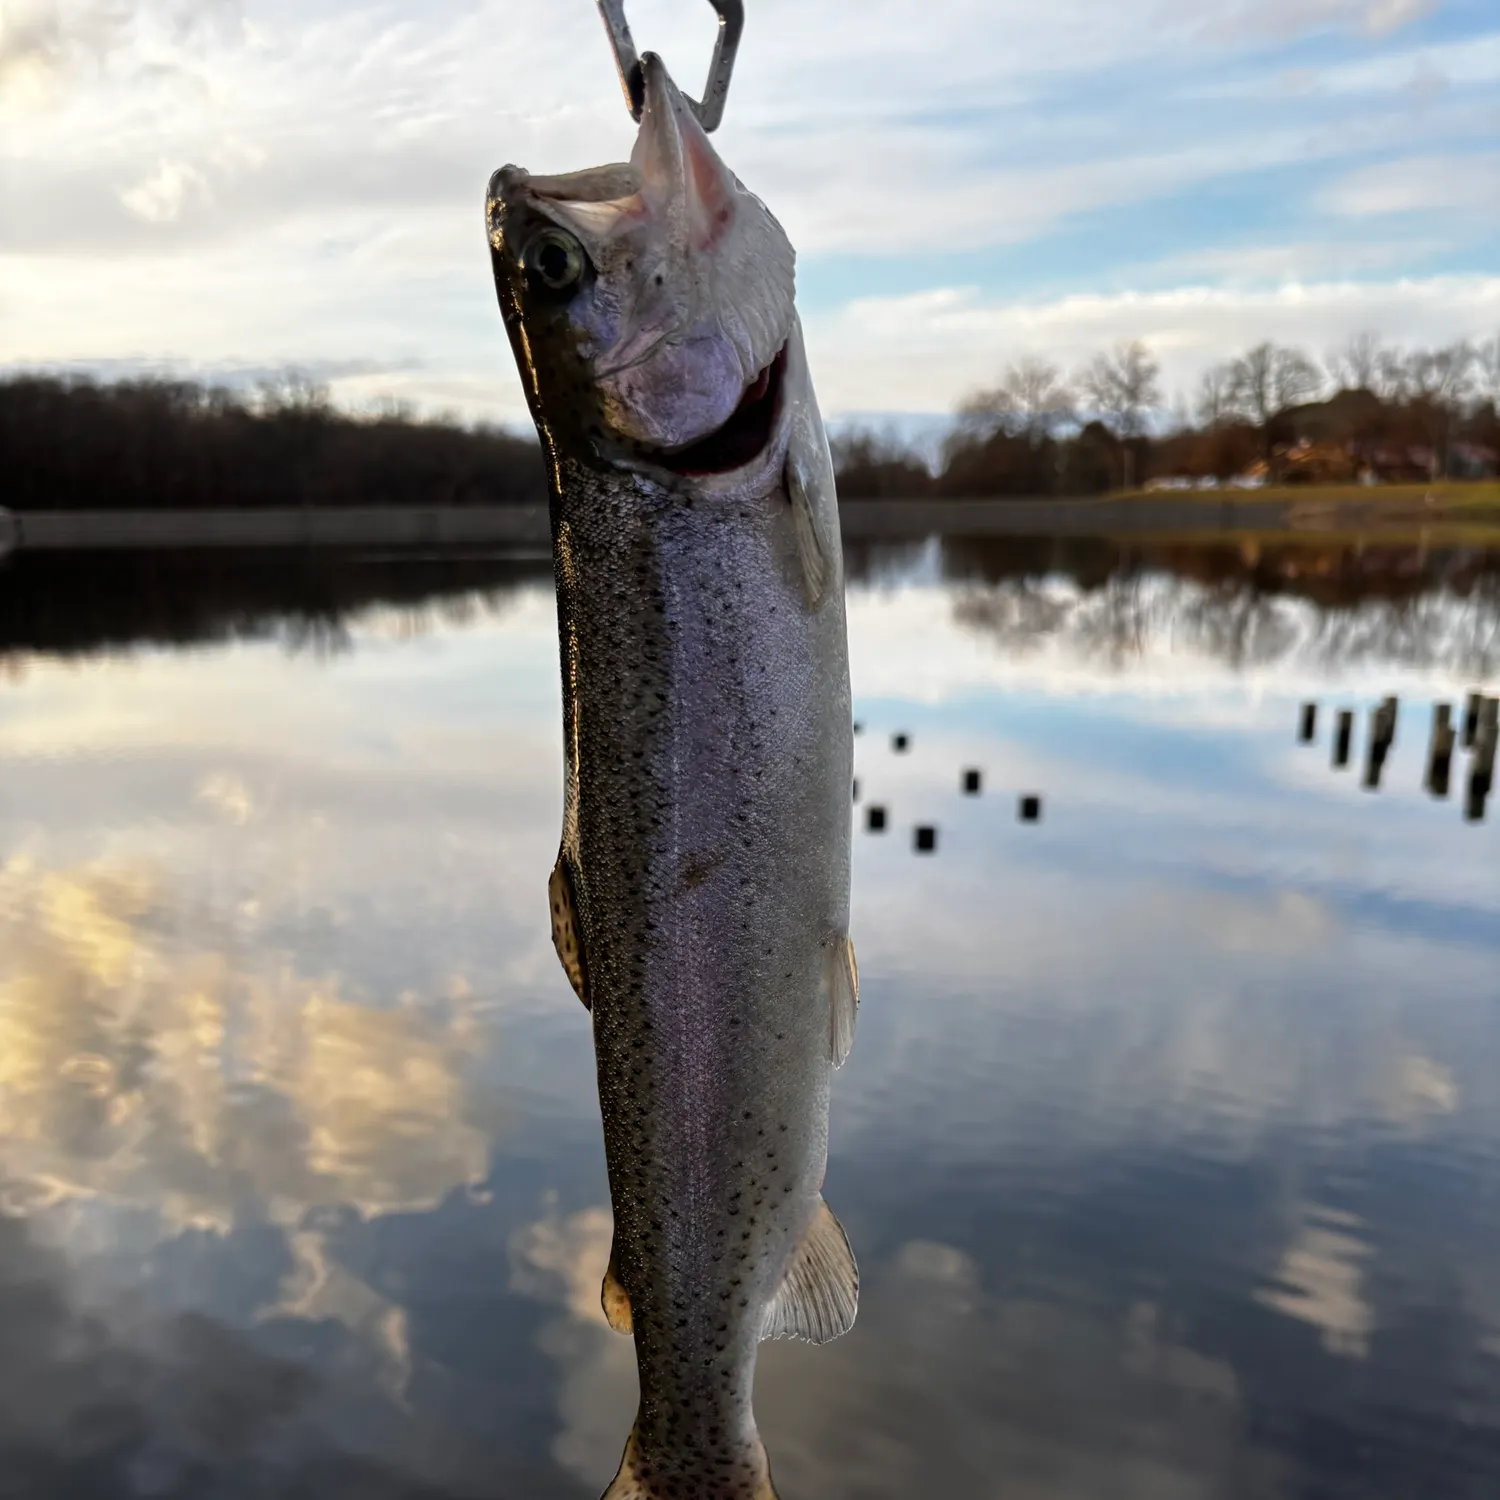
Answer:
[940,540,1500,679]
[0,550,548,661]
[4,538,1499,680]
[0,534,1497,1497]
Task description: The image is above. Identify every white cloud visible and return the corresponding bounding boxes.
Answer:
[1141,237,1452,284]
[810,275,1500,411]
[118,157,211,221]
[1325,151,1500,216]
[0,0,242,109]
[1195,0,1437,41]
[1283,28,1500,97]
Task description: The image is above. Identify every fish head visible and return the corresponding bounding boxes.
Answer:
[487,52,796,479]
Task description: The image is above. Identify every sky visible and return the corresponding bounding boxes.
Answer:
[1,0,1498,428]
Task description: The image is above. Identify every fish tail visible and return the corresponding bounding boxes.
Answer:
[602,1424,779,1499]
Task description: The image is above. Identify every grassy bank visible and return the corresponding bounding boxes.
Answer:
[1116,481,1500,512]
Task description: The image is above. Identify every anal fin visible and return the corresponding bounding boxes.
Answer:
[825,934,858,1068]
[761,1197,858,1344]
[601,1241,633,1335]
[548,856,589,1009]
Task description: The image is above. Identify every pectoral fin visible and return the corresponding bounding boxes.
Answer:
[787,455,834,608]
[761,1197,859,1344]
[548,856,588,1009]
[826,935,859,1068]
[601,1243,633,1335]
[783,332,841,610]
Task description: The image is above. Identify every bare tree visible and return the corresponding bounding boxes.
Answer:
[1324,331,1383,392]
[1079,342,1161,436]
[958,356,1074,444]
[255,368,331,416]
[1195,363,1236,429]
[1402,342,1476,478]
[1404,342,1476,409]
[1225,342,1323,428]
[1077,341,1161,487]
[1375,347,1412,403]
[1477,335,1500,409]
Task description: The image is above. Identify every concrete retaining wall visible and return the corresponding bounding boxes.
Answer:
[10,506,551,551]
[5,497,1303,554]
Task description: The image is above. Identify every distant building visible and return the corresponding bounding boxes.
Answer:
[1451,442,1499,480]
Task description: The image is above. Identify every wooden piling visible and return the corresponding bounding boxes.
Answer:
[1426,704,1455,798]
[1333,710,1353,768]
[1467,711,1496,824]
[1364,698,1397,790]
[1462,692,1483,749]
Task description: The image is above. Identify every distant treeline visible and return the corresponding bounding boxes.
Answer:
[3,333,1498,511]
[836,334,1500,497]
[0,373,547,511]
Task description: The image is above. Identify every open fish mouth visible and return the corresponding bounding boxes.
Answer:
[653,342,787,477]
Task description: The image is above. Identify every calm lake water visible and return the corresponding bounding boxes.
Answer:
[1,535,1497,1499]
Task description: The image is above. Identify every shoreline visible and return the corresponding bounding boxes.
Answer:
[4,490,1498,555]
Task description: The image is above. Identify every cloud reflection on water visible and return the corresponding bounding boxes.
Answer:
[0,855,490,1234]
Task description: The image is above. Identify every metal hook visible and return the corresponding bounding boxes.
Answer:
[595,0,744,134]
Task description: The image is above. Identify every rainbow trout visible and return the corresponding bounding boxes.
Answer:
[486,52,858,1500]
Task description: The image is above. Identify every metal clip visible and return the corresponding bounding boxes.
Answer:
[595,0,744,133]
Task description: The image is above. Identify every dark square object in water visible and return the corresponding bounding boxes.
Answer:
[914,825,937,852]
[866,806,887,833]
[1019,795,1041,822]
[892,733,910,752]
[962,769,982,794]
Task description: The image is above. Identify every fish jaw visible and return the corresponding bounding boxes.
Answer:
[485,52,795,470]
[591,53,795,452]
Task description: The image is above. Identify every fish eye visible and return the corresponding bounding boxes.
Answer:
[525,227,586,294]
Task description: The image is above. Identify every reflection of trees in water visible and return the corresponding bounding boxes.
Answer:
[947,538,1500,677]
[953,568,1306,673]
[6,537,1499,678]
[1173,583,1301,671]
[1071,568,1154,671]
[0,551,550,661]
[947,582,1071,658]
[1300,580,1500,679]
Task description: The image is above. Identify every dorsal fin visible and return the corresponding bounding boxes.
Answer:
[761,1197,859,1344]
